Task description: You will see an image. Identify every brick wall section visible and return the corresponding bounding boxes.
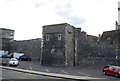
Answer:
[41,24,66,66]
[76,31,120,66]
[65,24,75,67]
[42,23,119,67]
[9,38,41,61]
[41,23,75,67]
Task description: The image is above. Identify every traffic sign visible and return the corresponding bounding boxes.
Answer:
[116,56,120,59]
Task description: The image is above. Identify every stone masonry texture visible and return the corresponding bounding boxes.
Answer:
[41,23,75,67]
[2,23,120,67]
[9,38,41,61]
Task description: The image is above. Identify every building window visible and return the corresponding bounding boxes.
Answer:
[46,35,49,41]
[11,32,13,35]
[106,37,111,40]
[58,34,61,40]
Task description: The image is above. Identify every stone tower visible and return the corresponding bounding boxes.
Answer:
[41,23,75,67]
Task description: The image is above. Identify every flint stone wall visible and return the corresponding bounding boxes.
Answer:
[9,38,41,61]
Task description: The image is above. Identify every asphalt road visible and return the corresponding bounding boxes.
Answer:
[17,61,120,80]
[2,69,58,79]
[1,60,120,81]
[2,69,80,81]
[1,68,120,81]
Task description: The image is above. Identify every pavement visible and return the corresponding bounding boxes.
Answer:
[1,61,120,81]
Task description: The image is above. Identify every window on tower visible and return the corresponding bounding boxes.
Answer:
[46,35,49,41]
[58,34,61,40]
[106,37,111,40]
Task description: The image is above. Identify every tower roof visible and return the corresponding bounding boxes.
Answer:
[0,28,14,31]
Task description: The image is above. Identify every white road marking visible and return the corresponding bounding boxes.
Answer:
[61,70,68,74]
[78,72,92,76]
[46,68,49,72]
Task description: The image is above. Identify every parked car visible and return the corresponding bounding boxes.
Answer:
[18,55,31,61]
[8,58,19,66]
[102,65,120,78]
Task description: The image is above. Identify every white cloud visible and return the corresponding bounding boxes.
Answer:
[0,0,119,40]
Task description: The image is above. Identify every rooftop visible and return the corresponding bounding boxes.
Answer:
[43,23,75,28]
[0,28,14,31]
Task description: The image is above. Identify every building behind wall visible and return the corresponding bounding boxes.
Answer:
[41,23,75,67]
[0,28,41,62]
[100,30,120,44]
[0,28,14,51]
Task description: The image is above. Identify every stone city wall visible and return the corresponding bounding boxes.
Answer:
[6,25,119,67]
[76,32,119,66]
[9,38,41,62]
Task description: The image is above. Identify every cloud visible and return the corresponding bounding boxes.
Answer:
[66,16,86,25]
[34,2,44,8]
[34,0,56,8]
[1,0,117,40]
[55,3,72,16]
[5,0,24,4]
[55,2,86,25]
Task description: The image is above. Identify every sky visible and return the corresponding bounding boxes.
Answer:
[0,0,119,40]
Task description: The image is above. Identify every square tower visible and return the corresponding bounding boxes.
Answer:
[0,28,14,51]
[41,23,75,67]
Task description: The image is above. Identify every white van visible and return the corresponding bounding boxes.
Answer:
[0,50,8,58]
[10,52,24,59]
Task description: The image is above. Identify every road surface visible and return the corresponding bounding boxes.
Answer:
[1,68,120,81]
[2,69,78,81]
